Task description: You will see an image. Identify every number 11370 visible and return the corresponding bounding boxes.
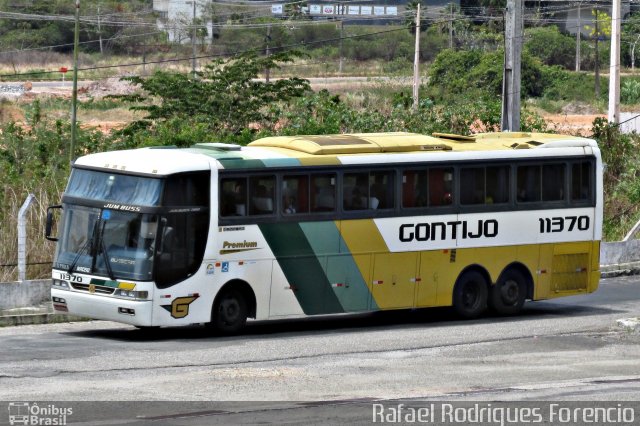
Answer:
[539,216,590,233]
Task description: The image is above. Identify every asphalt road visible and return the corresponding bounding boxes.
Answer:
[0,276,639,424]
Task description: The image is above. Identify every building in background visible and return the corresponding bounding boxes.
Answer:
[152,0,634,43]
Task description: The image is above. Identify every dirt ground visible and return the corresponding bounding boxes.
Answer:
[542,113,604,135]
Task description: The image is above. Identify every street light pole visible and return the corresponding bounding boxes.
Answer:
[70,0,80,165]
[191,0,197,77]
[412,3,420,110]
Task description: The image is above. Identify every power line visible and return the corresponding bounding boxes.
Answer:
[0,30,164,56]
[0,26,410,79]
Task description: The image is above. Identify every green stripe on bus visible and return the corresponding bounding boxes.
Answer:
[218,159,265,169]
[259,222,344,315]
[301,222,376,312]
[261,158,302,168]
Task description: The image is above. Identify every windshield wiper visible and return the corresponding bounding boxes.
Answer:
[91,213,115,280]
[67,220,98,274]
[96,218,115,280]
[67,237,91,274]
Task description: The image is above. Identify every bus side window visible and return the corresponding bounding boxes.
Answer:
[571,161,592,202]
[249,176,275,215]
[220,178,247,216]
[517,165,541,203]
[486,166,510,204]
[402,170,428,208]
[460,167,485,205]
[429,168,454,206]
[542,164,565,202]
[344,172,368,211]
[283,175,309,214]
[311,174,335,212]
[370,171,394,209]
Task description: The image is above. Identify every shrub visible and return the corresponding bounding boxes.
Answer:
[524,26,576,69]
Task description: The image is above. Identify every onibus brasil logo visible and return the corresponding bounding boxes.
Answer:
[8,402,72,426]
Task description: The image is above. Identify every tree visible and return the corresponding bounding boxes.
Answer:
[524,26,575,69]
[584,8,612,98]
[405,0,429,34]
[115,52,311,143]
[622,12,640,72]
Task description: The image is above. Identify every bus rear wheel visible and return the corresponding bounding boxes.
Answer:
[210,289,248,334]
[453,270,488,319]
[490,269,527,315]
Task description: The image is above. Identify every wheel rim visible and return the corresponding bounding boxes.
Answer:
[500,279,520,306]
[462,282,481,309]
[219,296,240,325]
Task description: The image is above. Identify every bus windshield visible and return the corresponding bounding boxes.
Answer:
[55,169,164,281]
[66,169,163,206]
[54,205,158,281]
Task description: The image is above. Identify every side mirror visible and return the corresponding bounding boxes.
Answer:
[45,205,62,242]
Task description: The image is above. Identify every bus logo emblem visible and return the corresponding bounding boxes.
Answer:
[161,295,200,319]
[88,284,96,294]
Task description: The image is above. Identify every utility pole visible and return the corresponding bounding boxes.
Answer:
[501,0,523,132]
[70,0,80,165]
[609,0,621,123]
[412,3,421,110]
[191,0,197,78]
[575,2,581,72]
[339,19,344,74]
[595,11,600,99]
[449,3,454,49]
[97,5,103,54]
[265,24,272,83]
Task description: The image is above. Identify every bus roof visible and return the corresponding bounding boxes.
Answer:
[74,132,598,175]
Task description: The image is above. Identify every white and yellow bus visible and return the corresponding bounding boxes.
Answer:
[46,132,602,332]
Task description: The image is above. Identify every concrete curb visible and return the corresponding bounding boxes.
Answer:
[600,262,640,278]
[0,313,89,327]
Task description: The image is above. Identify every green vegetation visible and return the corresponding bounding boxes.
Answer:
[592,119,640,241]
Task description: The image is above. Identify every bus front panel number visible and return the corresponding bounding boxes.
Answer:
[539,216,589,233]
[58,272,83,282]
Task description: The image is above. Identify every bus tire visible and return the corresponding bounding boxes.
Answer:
[453,270,488,319]
[490,269,527,315]
[211,288,248,334]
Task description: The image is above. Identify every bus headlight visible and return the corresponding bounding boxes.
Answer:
[52,279,70,289]
[114,289,149,300]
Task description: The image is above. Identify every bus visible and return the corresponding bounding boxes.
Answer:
[46,132,602,333]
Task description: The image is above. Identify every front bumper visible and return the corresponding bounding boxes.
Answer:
[52,288,153,326]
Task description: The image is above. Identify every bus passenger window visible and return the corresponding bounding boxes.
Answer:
[517,166,541,203]
[249,176,275,215]
[402,171,427,208]
[571,162,592,202]
[429,168,454,206]
[486,166,510,204]
[220,178,247,216]
[460,168,485,205]
[542,164,565,202]
[369,171,394,209]
[344,173,368,211]
[283,175,309,214]
[311,174,336,212]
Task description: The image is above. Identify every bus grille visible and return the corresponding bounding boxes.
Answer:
[71,283,115,295]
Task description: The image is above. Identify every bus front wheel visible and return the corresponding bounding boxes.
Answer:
[453,270,488,319]
[490,269,527,315]
[210,289,248,334]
